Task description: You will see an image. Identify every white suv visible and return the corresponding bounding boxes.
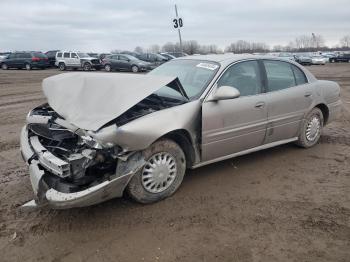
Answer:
[55,51,102,71]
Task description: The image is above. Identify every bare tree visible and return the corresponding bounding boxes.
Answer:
[182,40,200,55]
[162,42,176,52]
[340,35,350,48]
[225,40,269,53]
[148,44,160,53]
[134,46,144,53]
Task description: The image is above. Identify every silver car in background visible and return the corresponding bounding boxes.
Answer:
[311,55,328,65]
[20,54,342,209]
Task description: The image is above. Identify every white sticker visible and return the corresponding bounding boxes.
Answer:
[196,63,218,70]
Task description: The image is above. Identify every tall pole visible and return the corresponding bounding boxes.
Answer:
[175,4,183,52]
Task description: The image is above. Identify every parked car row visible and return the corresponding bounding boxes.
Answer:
[0,50,188,72]
[0,51,50,70]
[277,51,350,66]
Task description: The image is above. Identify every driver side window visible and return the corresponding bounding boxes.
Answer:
[217,60,262,97]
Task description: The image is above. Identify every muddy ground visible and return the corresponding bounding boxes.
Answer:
[0,64,349,262]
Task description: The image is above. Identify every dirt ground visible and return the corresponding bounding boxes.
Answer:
[0,64,349,262]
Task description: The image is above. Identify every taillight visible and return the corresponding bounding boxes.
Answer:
[32,57,40,62]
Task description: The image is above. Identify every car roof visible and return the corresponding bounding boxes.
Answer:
[176,54,286,66]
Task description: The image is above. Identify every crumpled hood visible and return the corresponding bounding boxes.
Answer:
[42,72,176,131]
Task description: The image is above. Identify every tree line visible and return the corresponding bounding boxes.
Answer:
[128,35,350,55]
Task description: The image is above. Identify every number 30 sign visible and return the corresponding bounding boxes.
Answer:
[173,18,183,29]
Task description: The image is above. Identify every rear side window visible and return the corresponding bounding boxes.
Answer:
[22,53,31,58]
[291,65,307,85]
[57,52,62,58]
[63,52,70,58]
[263,60,296,92]
[33,52,46,58]
[217,60,262,96]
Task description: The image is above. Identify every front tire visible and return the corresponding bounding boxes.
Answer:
[1,63,8,70]
[83,62,91,71]
[127,139,186,204]
[296,108,323,148]
[131,65,139,73]
[25,63,31,70]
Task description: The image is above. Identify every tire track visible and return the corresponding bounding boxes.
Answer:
[320,135,350,146]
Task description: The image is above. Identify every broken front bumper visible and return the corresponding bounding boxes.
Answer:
[20,126,140,209]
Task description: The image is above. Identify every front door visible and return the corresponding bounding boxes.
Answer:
[202,60,268,162]
[117,55,131,70]
[70,53,80,67]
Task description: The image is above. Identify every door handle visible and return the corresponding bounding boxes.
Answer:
[255,102,265,109]
[304,92,312,97]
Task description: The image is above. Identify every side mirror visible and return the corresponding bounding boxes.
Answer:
[207,85,240,101]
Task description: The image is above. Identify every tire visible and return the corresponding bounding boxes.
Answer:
[104,64,112,72]
[25,63,31,70]
[131,65,139,73]
[83,62,91,71]
[296,107,324,148]
[59,63,66,71]
[1,63,8,70]
[127,139,186,204]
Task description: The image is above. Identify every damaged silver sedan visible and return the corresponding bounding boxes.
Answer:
[20,54,342,209]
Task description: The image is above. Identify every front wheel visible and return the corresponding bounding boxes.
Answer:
[131,65,139,73]
[25,63,31,70]
[296,108,324,148]
[1,63,8,70]
[127,139,186,204]
[83,63,91,71]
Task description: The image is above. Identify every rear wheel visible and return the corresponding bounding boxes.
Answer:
[25,63,31,70]
[127,139,186,204]
[104,64,112,72]
[296,107,323,148]
[1,63,8,70]
[59,63,66,71]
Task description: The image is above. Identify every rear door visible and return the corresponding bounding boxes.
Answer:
[262,60,312,143]
[63,52,70,66]
[202,60,268,162]
[16,53,28,68]
[108,55,119,68]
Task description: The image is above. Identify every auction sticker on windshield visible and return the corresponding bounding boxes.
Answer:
[196,63,219,70]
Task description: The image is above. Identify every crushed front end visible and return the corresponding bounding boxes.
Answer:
[20,104,144,209]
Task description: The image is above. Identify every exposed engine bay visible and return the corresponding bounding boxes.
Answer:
[26,94,184,195]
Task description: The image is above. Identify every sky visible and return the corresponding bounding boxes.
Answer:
[0,0,349,52]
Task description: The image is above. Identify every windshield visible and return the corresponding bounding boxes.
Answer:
[148,59,219,100]
[78,53,90,58]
